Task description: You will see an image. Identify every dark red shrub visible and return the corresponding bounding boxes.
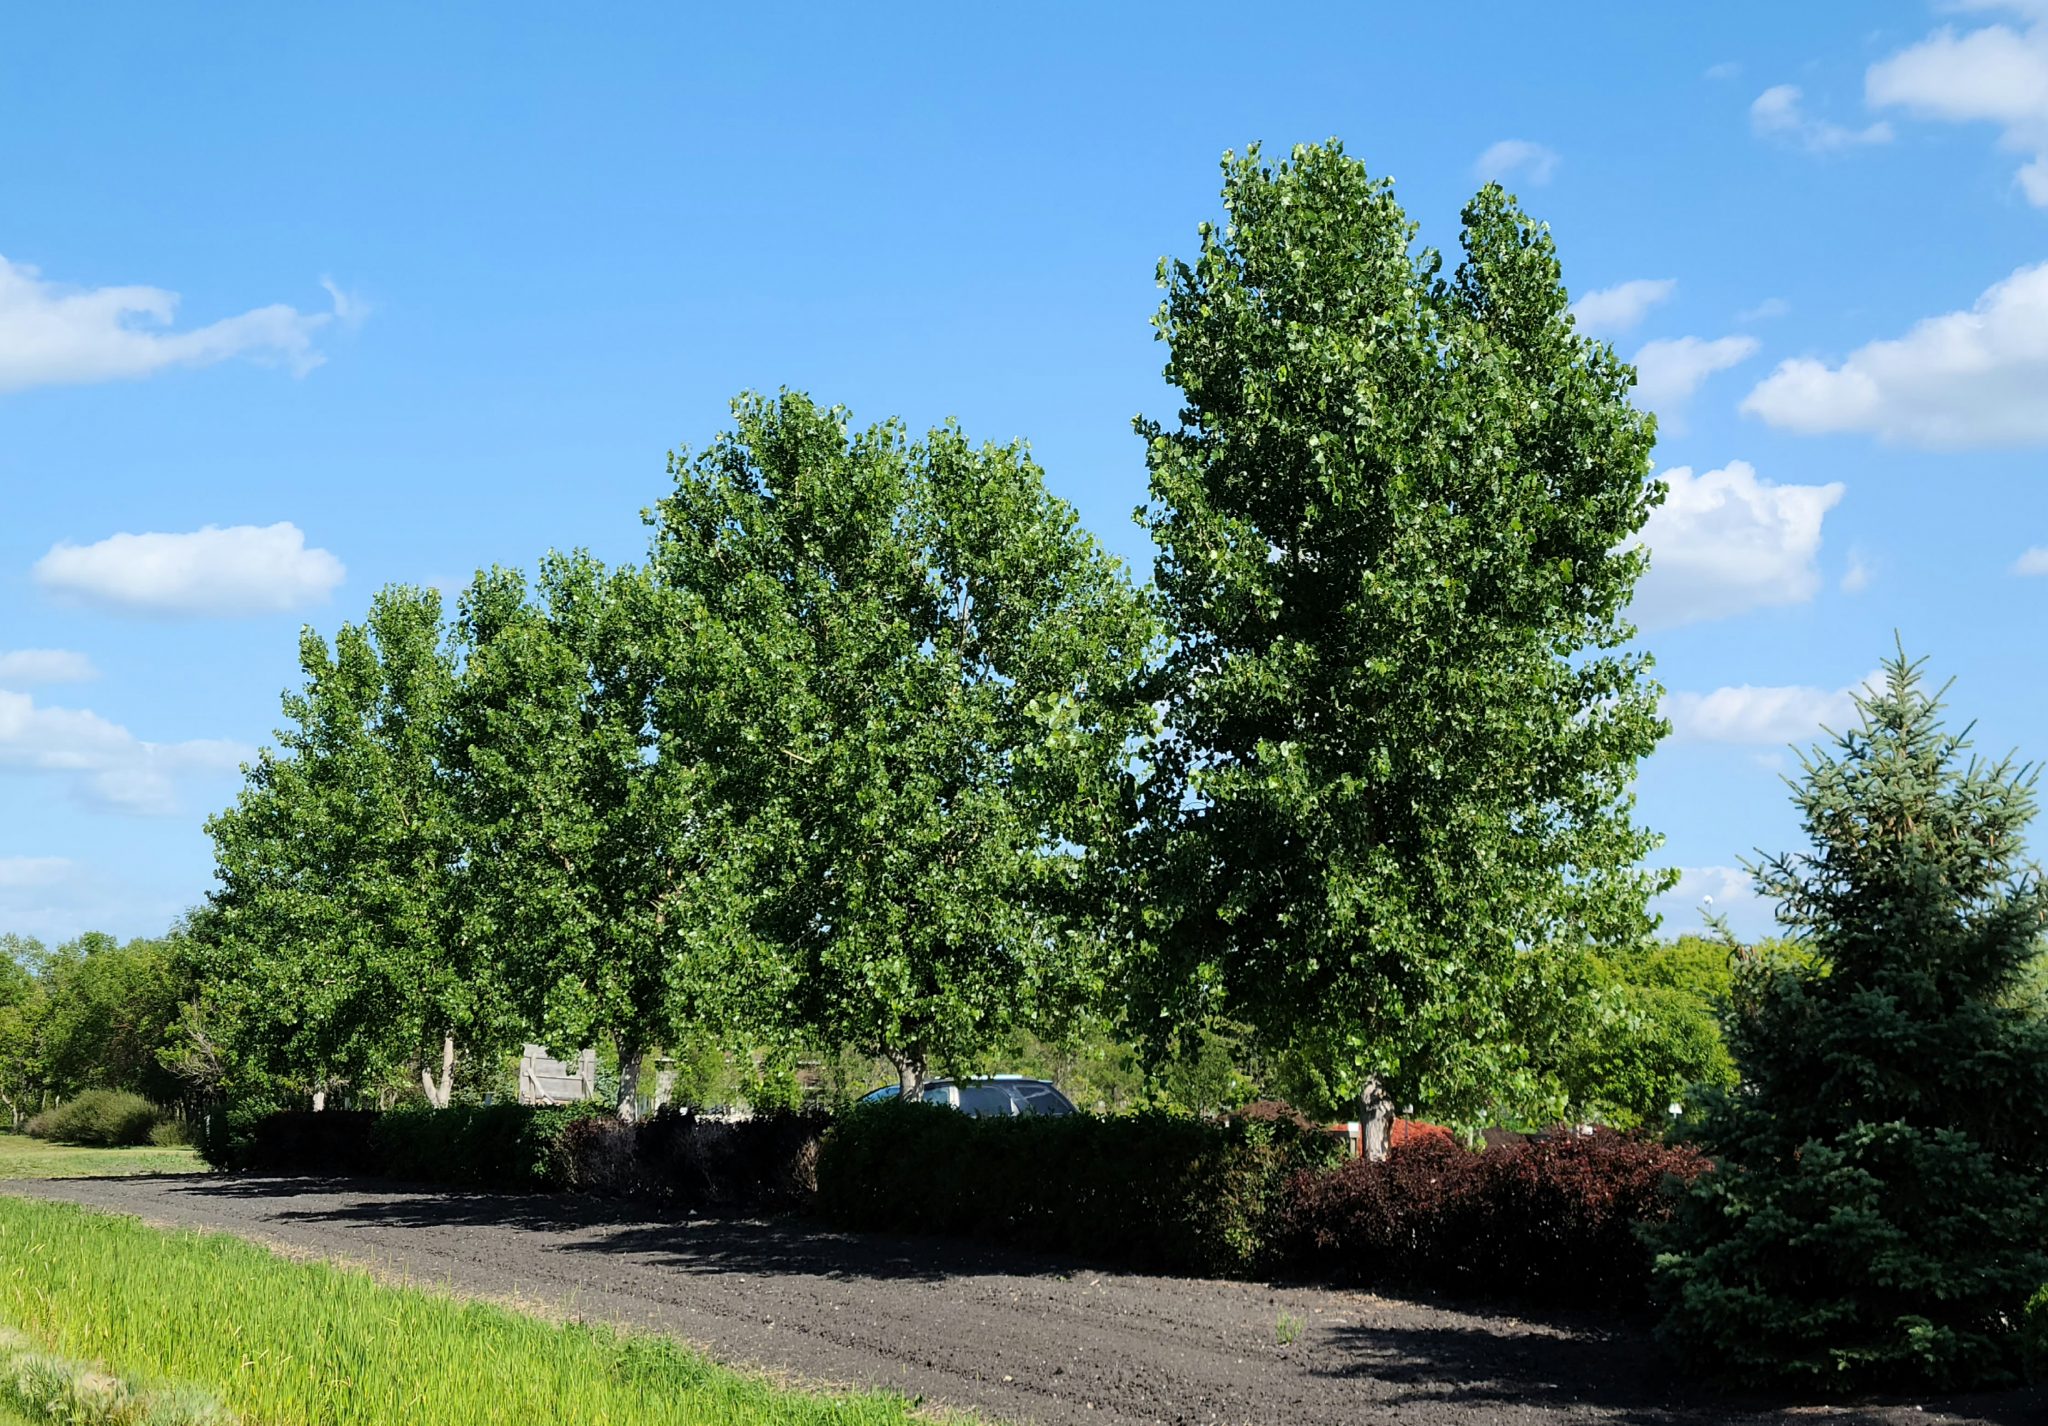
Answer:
[1276,1129,1710,1308]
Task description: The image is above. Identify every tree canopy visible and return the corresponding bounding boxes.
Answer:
[1126,141,1669,1132]
[653,392,1159,1091]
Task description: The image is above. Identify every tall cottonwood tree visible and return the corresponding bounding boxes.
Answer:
[451,554,690,1119]
[653,392,1158,1093]
[202,588,497,1100]
[1130,143,1668,1141]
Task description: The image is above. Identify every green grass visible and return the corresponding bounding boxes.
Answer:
[0,1197,945,1426]
[0,1133,202,1179]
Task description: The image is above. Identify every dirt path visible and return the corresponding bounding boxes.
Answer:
[5,1174,2039,1426]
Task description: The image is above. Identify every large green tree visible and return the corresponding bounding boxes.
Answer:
[201,587,494,1102]
[653,392,1158,1093]
[1129,142,1668,1141]
[1654,653,2048,1390]
[450,554,688,1119]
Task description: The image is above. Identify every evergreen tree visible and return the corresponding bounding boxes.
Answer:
[1654,650,2048,1390]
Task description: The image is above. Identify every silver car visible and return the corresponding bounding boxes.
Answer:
[858,1075,1077,1117]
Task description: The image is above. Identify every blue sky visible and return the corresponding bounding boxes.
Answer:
[5,2,2047,944]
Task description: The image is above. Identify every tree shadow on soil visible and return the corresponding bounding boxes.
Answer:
[171,1175,1064,1285]
[1318,1320,2048,1426]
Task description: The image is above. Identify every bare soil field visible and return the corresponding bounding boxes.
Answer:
[5,1174,2040,1426]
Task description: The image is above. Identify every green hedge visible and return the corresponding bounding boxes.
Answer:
[2024,1285,2048,1385]
[24,1090,163,1147]
[814,1100,1342,1277]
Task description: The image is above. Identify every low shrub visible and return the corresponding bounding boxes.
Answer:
[1274,1128,1710,1307]
[148,1117,193,1148]
[816,1101,1342,1277]
[2023,1284,2048,1385]
[23,1090,161,1148]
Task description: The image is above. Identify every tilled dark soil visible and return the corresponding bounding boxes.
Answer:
[5,1174,2040,1426]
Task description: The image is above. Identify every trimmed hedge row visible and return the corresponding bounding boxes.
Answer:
[816,1101,1343,1277]
[197,1101,824,1210]
[201,1100,1708,1305]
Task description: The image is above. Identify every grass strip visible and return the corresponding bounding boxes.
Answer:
[0,1326,230,1425]
[0,1197,939,1426]
[0,1135,203,1181]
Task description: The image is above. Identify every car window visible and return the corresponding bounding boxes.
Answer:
[918,1085,954,1107]
[1012,1083,1076,1115]
[956,1084,1016,1117]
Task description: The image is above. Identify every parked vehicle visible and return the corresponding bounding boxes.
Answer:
[857,1075,1077,1117]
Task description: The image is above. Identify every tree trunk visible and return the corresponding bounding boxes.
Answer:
[1358,1076,1395,1162]
[616,1047,643,1123]
[420,1035,456,1109]
[892,1051,926,1101]
[311,1086,327,1113]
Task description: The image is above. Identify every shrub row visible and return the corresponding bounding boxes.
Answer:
[1273,1127,1711,1306]
[815,1101,1345,1277]
[197,1101,824,1211]
[204,1099,1708,1306]
[24,1089,188,1148]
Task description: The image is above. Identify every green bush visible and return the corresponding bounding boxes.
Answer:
[815,1101,1341,1277]
[148,1117,193,1148]
[24,1090,161,1147]
[191,1098,283,1170]
[2023,1285,2048,1386]
[370,1102,607,1190]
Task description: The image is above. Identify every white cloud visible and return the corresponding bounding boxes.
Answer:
[0,688,250,814]
[1632,461,1844,628]
[1704,61,1742,82]
[1665,672,1877,746]
[1841,550,1874,593]
[1751,84,1895,151]
[2013,546,2048,574]
[33,522,346,618]
[1571,279,1677,337]
[1630,335,1760,426]
[1736,297,1790,323]
[0,256,348,395]
[1650,866,1776,941]
[0,856,71,890]
[1473,139,1560,186]
[1867,9,2048,205]
[1741,260,2048,447]
[0,650,97,687]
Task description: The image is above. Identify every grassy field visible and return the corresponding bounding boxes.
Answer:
[0,1133,202,1179]
[0,1196,947,1426]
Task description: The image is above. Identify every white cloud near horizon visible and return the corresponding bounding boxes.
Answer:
[0,256,355,394]
[1632,462,1844,628]
[1741,260,2048,447]
[1473,139,1560,186]
[0,856,72,890]
[0,688,251,815]
[1631,335,1760,429]
[33,523,346,617]
[0,650,97,687]
[2013,546,2048,574]
[1867,7,2048,206]
[1665,671,1879,746]
[1571,279,1677,337]
[1751,84,1894,151]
